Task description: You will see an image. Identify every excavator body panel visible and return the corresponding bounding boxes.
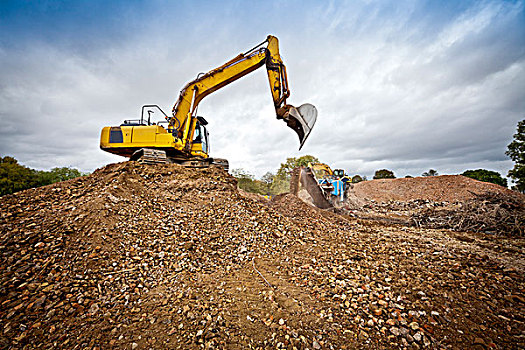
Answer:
[100,125,186,158]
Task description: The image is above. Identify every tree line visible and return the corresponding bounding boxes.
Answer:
[231,155,320,196]
[232,159,510,196]
[232,118,525,195]
[371,168,508,187]
[0,156,87,196]
[2,119,523,196]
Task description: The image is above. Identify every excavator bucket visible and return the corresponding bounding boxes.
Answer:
[285,103,318,150]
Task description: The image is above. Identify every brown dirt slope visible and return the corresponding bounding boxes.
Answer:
[1,162,524,349]
[350,175,523,203]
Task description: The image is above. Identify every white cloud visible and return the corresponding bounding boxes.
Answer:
[0,0,523,182]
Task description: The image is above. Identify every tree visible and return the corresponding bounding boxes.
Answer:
[231,168,257,192]
[270,175,289,195]
[373,169,395,179]
[0,156,38,196]
[0,156,87,196]
[506,119,525,192]
[462,169,507,187]
[37,167,84,186]
[351,175,363,183]
[422,169,438,177]
[276,155,320,179]
[49,167,83,183]
[260,172,274,195]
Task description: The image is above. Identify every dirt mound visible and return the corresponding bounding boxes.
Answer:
[1,162,524,349]
[349,175,522,203]
[344,176,525,236]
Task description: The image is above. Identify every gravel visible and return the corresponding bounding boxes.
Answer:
[1,162,524,349]
[348,175,522,203]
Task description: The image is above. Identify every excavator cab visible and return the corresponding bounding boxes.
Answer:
[333,169,345,178]
[193,118,209,154]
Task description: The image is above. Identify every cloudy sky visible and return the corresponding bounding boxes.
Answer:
[1,0,524,180]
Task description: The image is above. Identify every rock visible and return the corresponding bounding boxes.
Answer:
[409,321,419,331]
[378,300,388,307]
[423,335,431,347]
[390,327,400,336]
[413,332,422,342]
[400,337,409,347]
[88,303,99,315]
[473,337,486,346]
[0,161,523,350]
[358,330,369,341]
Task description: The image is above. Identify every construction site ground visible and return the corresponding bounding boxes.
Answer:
[1,162,524,349]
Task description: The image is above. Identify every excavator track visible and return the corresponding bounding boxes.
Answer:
[130,148,229,171]
[130,148,167,164]
[179,157,229,172]
[210,158,229,172]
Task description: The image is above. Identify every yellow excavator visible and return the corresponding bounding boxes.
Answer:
[309,162,334,178]
[100,35,317,170]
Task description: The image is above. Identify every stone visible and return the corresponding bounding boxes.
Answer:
[413,332,422,342]
[390,327,400,336]
[409,322,419,331]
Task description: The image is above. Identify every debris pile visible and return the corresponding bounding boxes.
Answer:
[412,192,525,236]
[344,176,525,236]
[348,175,519,203]
[1,162,524,349]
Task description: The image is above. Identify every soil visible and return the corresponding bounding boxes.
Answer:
[342,176,525,237]
[348,175,521,203]
[1,162,524,349]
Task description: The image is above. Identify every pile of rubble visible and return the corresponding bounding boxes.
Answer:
[343,176,524,236]
[348,175,519,203]
[412,192,525,236]
[1,162,524,349]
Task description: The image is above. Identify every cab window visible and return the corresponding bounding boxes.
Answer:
[193,123,209,153]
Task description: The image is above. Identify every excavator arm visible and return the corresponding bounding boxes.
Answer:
[169,35,317,153]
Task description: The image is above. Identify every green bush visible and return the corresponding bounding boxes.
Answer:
[0,156,87,196]
[462,169,507,187]
[373,169,395,179]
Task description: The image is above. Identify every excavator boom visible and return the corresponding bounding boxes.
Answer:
[170,35,316,150]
